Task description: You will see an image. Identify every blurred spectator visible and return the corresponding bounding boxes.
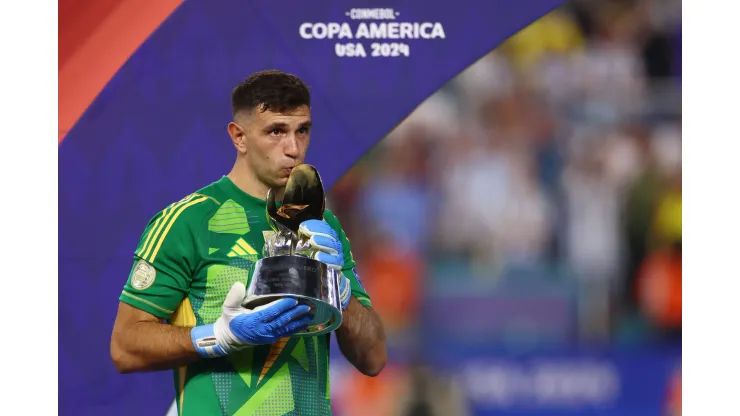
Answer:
[357,129,435,256]
[575,3,648,122]
[562,134,624,286]
[453,52,515,112]
[329,159,371,220]
[621,123,681,309]
[635,241,681,340]
[651,170,681,247]
[642,0,682,81]
[436,90,555,271]
[498,8,586,73]
[390,93,461,145]
[354,233,423,345]
[561,133,626,341]
[634,159,681,339]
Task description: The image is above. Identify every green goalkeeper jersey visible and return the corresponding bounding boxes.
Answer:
[119,176,372,416]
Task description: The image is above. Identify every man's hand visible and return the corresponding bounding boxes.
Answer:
[190,282,313,358]
[299,219,351,310]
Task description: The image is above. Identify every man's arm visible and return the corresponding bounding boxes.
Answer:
[110,302,200,373]
[111,287,315,373]
[111,196,211,373]
[302,212,388,377]
[335,297,387,377]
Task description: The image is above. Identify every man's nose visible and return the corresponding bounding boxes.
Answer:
[284,135,300,158]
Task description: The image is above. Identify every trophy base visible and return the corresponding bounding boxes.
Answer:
[244,256,343,337]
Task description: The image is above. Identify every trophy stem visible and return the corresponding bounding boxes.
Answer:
[289,230,299,256]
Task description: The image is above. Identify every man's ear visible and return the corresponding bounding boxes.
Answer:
[227,121,248,153]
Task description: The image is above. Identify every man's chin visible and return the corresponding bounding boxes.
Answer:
[269,176,289,188]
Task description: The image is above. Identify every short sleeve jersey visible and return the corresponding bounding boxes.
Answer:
[119,176,372,416]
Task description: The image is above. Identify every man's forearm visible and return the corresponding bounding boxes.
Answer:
[111,320,201,373]
[336,297,387,376]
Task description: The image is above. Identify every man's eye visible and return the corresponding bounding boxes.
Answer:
[269,129,282,136]
[298,127,309,134]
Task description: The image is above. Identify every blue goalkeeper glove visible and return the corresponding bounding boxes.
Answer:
[190,282,313,358]
[299,219,351,311]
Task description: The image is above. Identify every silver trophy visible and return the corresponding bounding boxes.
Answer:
[243,164,343,336]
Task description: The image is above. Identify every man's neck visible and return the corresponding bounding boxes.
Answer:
[227,161,284,201]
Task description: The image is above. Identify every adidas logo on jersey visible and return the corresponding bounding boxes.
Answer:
[227,238,259,258]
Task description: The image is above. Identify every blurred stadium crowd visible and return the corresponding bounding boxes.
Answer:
[331,0,681,347]
[327,1,681,414]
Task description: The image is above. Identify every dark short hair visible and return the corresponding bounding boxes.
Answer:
[231,70,311,117]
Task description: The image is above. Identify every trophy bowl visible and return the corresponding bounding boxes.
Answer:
[243,255,343,336]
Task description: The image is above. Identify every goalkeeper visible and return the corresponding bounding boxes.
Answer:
[110,70,387,416]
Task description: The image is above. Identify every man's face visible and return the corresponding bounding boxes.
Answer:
[236,105,311,188]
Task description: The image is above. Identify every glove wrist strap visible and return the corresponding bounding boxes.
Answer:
[191,324,230,358]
